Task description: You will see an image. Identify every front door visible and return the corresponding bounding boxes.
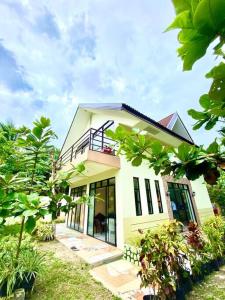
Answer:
[87,178,116,245]
[168,182,196,225]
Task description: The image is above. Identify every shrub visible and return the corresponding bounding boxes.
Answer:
[202,216,225,260]
[138,220,187,299]
[185,222,207,278]
[36,221,56,241]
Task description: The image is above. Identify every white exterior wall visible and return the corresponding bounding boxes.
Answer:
[190,177,214,223]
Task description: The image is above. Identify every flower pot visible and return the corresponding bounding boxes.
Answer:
[175,288,185,300]
[0,280,9,297]
[17,273,36,292]
[143,295,158,300]
[177,270,192,293]
[191,272,204,284]
[210,260,219,271]
[216,257,224,267]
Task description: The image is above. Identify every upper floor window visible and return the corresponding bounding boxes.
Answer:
[154,180,163,213]
[145,179,153,214]
[133,177,142,216]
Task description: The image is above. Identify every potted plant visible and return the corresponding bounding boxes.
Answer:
[102,146,113,154]
[0,236,45,297]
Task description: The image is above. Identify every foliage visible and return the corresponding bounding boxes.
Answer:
[36,221,56,241]
[136,218,225,298]
[107,127,224,184]
[202,216,225,259]
[0,236,45,296]
[0,117,89,267]
[207,172,225,215]
[138,220,187,299]
[0,122,27,175]
[167,0,225,133]
[107,0,225,185]
[185,222,207,276]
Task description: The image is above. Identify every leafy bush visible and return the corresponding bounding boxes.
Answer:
[0,223,20,237]
[138,220,188,299]
[54,216,66,224]
[36,221,56,241]
[202,216,225,260]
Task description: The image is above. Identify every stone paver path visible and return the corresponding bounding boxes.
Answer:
[56,223,123,266]
[56,224,145,300]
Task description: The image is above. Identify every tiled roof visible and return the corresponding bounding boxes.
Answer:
[159,113,175,128]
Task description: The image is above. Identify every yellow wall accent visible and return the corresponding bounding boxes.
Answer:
[124,213,169,242]
[198,208,214,223]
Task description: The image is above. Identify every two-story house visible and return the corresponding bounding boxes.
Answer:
[58,103,213,249]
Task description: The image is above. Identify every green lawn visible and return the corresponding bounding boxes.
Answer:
[35,240,121,300]
[32,252,120,300]
[187,266,225,300]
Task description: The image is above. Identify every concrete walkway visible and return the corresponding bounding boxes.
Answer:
[56,224,145,300]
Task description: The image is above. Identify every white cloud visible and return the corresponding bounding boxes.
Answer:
[0,0,219,147]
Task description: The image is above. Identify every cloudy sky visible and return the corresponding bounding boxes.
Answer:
[0,0,218,147]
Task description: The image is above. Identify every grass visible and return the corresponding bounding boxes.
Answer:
[34,241,121,300]
[187,266,225,300]
[32,252,120,300]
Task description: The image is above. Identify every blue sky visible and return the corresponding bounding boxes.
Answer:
[0,0,218,147]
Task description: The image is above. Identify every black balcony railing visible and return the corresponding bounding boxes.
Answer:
[57,120,117,168]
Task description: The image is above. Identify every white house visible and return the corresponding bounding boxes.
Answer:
[58,103,213,249]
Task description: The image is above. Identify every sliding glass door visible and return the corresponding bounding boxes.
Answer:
[67,185,86,233]
[168,182,196,225]
[87,178,116,245]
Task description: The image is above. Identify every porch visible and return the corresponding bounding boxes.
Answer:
[56,223,122,267]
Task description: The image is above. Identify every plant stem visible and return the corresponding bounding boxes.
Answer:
[16,216,25,261]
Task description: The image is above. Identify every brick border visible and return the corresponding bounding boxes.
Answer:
[161,175,201,225]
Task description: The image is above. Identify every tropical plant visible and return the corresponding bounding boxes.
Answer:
[207,172,225,215]
[138,220,187,299]
[0,236,45,296]
[202,216,225,260]
[107,0,225,186]
[36,221,56,241]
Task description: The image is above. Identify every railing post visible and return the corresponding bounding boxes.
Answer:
[70,145,73,162]
[101,130,104,150]
[89,129,92,150]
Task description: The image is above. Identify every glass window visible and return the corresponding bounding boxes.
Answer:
[133,177,142,216]
[109,178,115,185]
[155,180,163,213]
[145,179,153,214]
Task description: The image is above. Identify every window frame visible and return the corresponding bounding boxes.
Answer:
[133,177,142,216]
[154,180,163,213]
[145,179,154,214]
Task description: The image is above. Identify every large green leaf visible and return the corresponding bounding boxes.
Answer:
[166,10,193,31]
[199,94,211,109]
[178,35,212,70]
[25,216,36,233]
[188,109,206,120]
[172,0,191,14]
[193,0,225,35]
[23,209,38,217]
[32,126,43,139]
[206,62,225,79]
[132,156,142,166]
[207,140,219,153]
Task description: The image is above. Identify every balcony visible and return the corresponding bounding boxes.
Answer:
[57,121,120,179]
